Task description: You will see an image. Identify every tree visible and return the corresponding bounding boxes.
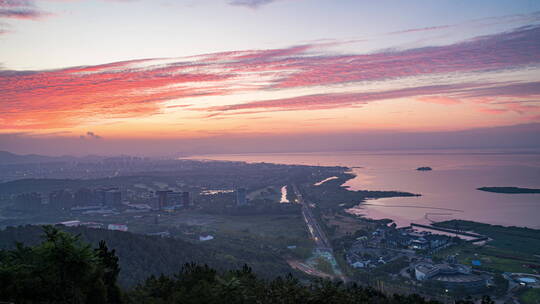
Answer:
[0,226,121,304]
[96,240,123,304]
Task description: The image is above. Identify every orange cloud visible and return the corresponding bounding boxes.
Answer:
[416,96,461,105]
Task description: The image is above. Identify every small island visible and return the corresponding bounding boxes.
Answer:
[416,166,432,171]
[477,186,540,194]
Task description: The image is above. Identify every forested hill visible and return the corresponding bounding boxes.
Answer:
[0,226,495,304]
[0,225,296,287]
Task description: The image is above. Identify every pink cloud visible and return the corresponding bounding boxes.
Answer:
[0,0,49,20]
[475,102,540,116]
[416,96,461,105]
[2,25,540,129]
[389,24,452,35]
[504,103,539,114]
[272,26,540,88]
[0,61,235,128]
[0,8,48,19]
[228,0,277,9]
[200,81,540,117]
[0,0,33,8]
[476,107,508,115]
[201,83,487,115]
[526,114,540,121]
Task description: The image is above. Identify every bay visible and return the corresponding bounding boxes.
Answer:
[188,149,540,229]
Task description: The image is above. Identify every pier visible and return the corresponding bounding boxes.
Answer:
[410,223,488,243]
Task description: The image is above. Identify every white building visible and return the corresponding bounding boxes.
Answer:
[58,220,81,227]
[107,224,128,231]
[199,235,214,241]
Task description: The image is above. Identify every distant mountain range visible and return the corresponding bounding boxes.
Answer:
[0,151,115,165]
[0,151,71,164]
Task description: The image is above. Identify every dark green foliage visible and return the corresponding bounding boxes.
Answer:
[0,226,120,303]
[96,240,123,304]
[455,295,494,304]
[0,225,217,287]
[127,264,441,304]
[0,225,298,287]
[492,274,508,297]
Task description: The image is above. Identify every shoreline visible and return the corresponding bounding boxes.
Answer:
[183,156,539,230]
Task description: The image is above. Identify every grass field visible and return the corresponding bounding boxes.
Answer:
[518,288,540,304]
[433,220,540,274]
[434,242,540,274]
[75,208,315,261]
[435,220,540,256]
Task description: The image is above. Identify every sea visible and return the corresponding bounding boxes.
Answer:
[187,149,540,229]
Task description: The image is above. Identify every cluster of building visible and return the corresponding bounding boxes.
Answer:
[12,187,123,210]
[156,190,192,210]
[58,220,128,231]
[344,223,493,294]
[13,192,42,210]
[12,185,252,214]
[351,226,452,252]
[414,260,488,292]
[346,226,454,271]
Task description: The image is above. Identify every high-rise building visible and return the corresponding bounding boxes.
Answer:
[168,192,183,208]
[74,188,96,206]
[156,190,190,210]
[182,191,191,208]
[14,192,42,210]
[104,188,122,206]
[236,188,247,206]
[156,190,172,210]
[49,190,74,209]
[95,187,121,206]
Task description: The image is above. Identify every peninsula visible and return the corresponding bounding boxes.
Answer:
[477,187,540,194]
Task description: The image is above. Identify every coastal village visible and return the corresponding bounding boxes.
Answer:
[338,218,540,302]
[344,223,488,291]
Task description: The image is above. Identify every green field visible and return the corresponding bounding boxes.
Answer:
[434,242,540,274]
[434,220,540,255]
[519,288,540,304]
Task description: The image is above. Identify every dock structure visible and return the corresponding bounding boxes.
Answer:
[410,223,487,243]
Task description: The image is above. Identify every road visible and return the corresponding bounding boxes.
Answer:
[287,260,333,279]
[292,184,332,250]
[292,184,346,280]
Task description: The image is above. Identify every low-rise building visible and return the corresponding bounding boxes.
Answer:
[415,262,487,292]
[199,235,214,241]
[107,224,128,231]
[58,220,81,227]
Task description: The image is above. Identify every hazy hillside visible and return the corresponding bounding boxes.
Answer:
[0,225,298,287]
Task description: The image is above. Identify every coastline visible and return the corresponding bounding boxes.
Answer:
[185,152,540,229]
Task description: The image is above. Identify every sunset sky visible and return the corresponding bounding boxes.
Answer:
[1,0,540,155]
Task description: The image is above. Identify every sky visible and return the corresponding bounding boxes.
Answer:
[1,0,540,156]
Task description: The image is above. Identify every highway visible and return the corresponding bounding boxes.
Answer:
[292,184,346,281]
[292,184,332,250]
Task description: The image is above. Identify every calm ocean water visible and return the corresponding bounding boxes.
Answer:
[188,150,540,229]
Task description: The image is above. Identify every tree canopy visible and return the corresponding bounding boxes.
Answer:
[0,226,120,303]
